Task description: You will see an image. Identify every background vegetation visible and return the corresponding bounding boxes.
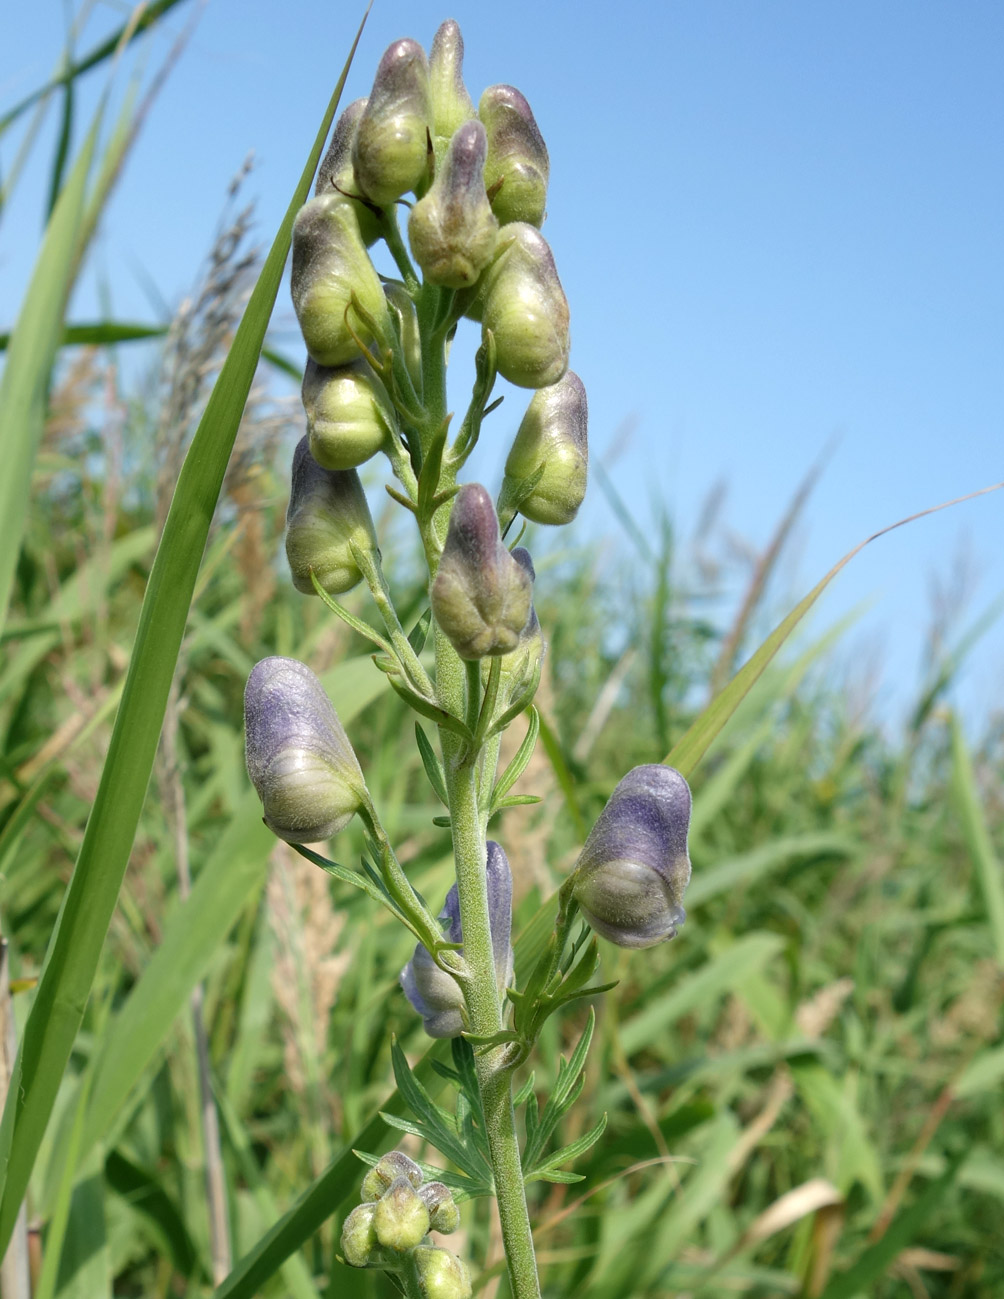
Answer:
[1,6,1002,1297]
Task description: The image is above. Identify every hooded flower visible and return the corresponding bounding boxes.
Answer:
[401,841,514,1037]
[244,656,365,843]
[571,765,692,948]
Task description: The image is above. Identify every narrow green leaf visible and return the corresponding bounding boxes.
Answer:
[818,1155,964,1299]
[666,483,1004,778]
[0,0,193,137]
[0,41,359,1249]
[0,321,167,350]
[491,707,540,808]
[950,714,1004,964]
[0,107,101,632]
[536,709,586,839]
[619,933,785,1057]
[415,723,449,806]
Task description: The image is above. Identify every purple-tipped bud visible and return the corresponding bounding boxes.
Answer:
[419,1182,461,1234]
[285,438,377,596]
[401,841,514,1038]
[503,372,588,525]
[373,1176,430,1252]
[413,1246,473,1299]
[428,21,475,146]
[314,98,382,246]
[431,484,533,659]
[361,1151,424,1203]
[244,656,365,843]
[408,121,498,289]
[479,85,549,228]
[478,224,569,388]
[353,39,432,207]
[302,359,393,472]
[291,195,389,368]
[571,765,692,948]
[340,1202,378,1268]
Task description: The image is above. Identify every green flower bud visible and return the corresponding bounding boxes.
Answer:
[479,84,549,228]
[285,437,377,596]
[373,1176,430,1253]
[302,359,393,471]
[314,98,382,246]
[419,1182,461,1235]
[479,223,570,388]
[353,39,432,207]
[431,484,533,659]
[244,656,365,843]
[291,194,389,368]
[428,21,475,147]
[408,121,499,289]
[503,371,588,524]
[572,765,692,948]
[383,279,423,393]
[413,1246,473,1299]
[361,1151,424,1203]
[341,1202,378,1268]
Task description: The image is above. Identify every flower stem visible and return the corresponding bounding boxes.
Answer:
[443,744,541,1299]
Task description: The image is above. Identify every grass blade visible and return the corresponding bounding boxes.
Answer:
[0,29,363,1251]
[0,110,101,633]
[950,715,1004,964]
[666,482,1004,778]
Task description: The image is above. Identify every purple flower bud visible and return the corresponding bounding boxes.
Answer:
[428,21,475,146]
[353,39,432,207]
[314,98,382,246]
[401,841,514,1038]
[571,765,692,949]
[478,224,570,389]
[479,85,549,228]
[244,656,365,843]
[419,1181,460,1234]
[499,547,544,681]
[408,121,498,289]
[413,1245,473,1299]
[285,437,377,596]
[431,484,532,659]
[503,372,588,525]
[291,195,389,368]
[361,1151,424,1203]
[301,359,393,472]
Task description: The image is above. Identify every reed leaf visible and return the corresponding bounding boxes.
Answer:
[0,24,365,1251]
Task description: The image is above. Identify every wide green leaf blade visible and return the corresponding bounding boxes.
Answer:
[0,32,361,1252]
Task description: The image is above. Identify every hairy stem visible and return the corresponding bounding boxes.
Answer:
[443,744,540,1299]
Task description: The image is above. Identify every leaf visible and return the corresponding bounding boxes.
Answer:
[491,707,540,809]
[0,105,101,632]
[0,37,361,1249]
[415,723,449,806]
[817,1155,964,1299]
[950,714,1004,964]
[525,1114,608,1184]
[665,482,1004,778]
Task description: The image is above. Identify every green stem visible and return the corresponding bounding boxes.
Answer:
[380,204,420,292]
[443,750,541,1299]
[354,546,435,698]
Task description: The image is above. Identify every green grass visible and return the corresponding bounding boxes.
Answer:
[1,7,1002,1298]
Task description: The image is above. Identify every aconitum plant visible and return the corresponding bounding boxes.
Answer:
[245,22,693,1298]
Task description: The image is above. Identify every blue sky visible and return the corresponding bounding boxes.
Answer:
[4,1,1003,729]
